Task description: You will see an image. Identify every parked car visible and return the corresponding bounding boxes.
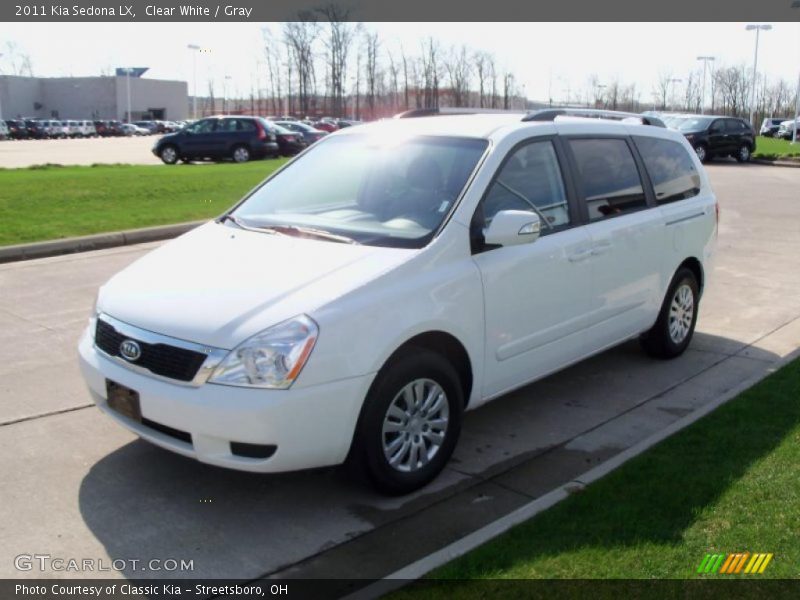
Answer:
[77,120,97,137]
[121,123,151,136]
[274,120,327,145]
[63,120,81,138]
[106,120,125,136]
[5,119,29,139]
[776,119,799,141]
[759,117,788,137]
[676,115,755,163]
[0,120,8,140]
[312,119,338,133]
[81,110,717,494]
[152,115,280,164]
[45,120,68,138]
[268,122,308,155]
[133,121,158,134]
[25,119,49,139]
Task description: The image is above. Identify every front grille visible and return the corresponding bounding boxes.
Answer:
[95,318,207,382]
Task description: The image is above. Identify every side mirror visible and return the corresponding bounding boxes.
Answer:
[484,210,541,247]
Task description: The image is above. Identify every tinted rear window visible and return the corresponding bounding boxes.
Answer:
[569,138,647,221]
[634,137,701,205]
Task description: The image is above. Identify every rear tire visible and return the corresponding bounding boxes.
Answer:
[640,267,700,359]
[348,349,463,495]
[232,145,251,163]
[735,144,751,163]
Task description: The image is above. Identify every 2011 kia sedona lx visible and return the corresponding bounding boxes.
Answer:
[79,109,717,494]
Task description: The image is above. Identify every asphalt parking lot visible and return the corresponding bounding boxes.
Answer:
[1,163,799,584]
[0,136,164,168]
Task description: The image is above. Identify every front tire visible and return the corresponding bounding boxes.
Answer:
[159,145,178,165]
[640,267,700,359]
[349,349,464,495]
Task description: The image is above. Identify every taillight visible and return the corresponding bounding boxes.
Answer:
[256,120,267,141]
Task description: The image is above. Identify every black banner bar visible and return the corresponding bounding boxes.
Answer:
[2,0,800,22]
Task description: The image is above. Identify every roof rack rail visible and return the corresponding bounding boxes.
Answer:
[523,108,665,127]
[394,107,526,119]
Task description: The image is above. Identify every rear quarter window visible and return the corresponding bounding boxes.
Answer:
[634,136,701,205]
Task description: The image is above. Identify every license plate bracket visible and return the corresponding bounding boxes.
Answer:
[106,380,142,422]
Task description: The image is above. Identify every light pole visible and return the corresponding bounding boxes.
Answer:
[746,24,772,126]
[187,44,200,120]
[792,1,800,143]
[696,56,715,114]
[223,75,232,113]
[121,68,133,122]
[0,52,4,120]
[668,78,682,111]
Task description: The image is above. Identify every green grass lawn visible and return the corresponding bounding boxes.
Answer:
[0,160,287,247]
[753,136,800,160]
[396,356,800,595]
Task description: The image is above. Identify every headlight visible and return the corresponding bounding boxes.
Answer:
[209,315,318,389]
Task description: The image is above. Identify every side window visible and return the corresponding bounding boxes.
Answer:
[569,138,647,221]
[634,137,701,205]
[481,140,570,232]
[709,119,724,134]
[188,119,217,134]
[237,119,257,132]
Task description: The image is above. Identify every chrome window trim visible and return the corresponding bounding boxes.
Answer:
[94,313,229,387]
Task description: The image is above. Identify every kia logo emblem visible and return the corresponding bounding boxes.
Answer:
[119,339,141,361]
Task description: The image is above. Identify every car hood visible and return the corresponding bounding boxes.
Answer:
[98,222,415,349]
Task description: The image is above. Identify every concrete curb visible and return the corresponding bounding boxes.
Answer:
[752,158,800,168]
[347,345,800,600]
[0,220,206,264]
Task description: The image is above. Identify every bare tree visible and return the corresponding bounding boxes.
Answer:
[444,45,472,107]
[283,15,318,116]
[317,4,358,118]
[474,51,493,108]
[386,50,400,112]
[420,38,442,108]
[364,31,381,118]
[502,71,514,109]
[653,70,672,111]
[262,27,284,114]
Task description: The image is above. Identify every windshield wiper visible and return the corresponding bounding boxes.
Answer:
[218,214,287,236]
[219,215,358,244]
[277,224,360,245]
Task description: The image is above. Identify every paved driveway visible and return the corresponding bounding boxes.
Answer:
[1,163,798,582]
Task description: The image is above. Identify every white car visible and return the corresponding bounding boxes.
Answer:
[79,109,717,494]
[76,120,97,137]
[121,123,150,136]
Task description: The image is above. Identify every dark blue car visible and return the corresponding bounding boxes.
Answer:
[152,116,280,164]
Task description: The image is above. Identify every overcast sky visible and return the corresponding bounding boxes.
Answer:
[3,22,799,103]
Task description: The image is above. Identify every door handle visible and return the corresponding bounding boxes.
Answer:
[591,242,612,256]
[568,249,593,263]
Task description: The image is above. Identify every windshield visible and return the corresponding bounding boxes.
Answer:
[678,117,713,131]
[231,134,488,248]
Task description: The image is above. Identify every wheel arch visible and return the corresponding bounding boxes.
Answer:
[677,256,704,296]
[375,330,474,409]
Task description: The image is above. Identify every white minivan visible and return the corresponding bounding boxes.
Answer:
[79,109,717,494]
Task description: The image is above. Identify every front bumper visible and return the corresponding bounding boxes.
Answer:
[78,328,372,473]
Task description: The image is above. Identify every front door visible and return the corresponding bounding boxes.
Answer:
[182,118,219,157]
[473,138,594,399]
